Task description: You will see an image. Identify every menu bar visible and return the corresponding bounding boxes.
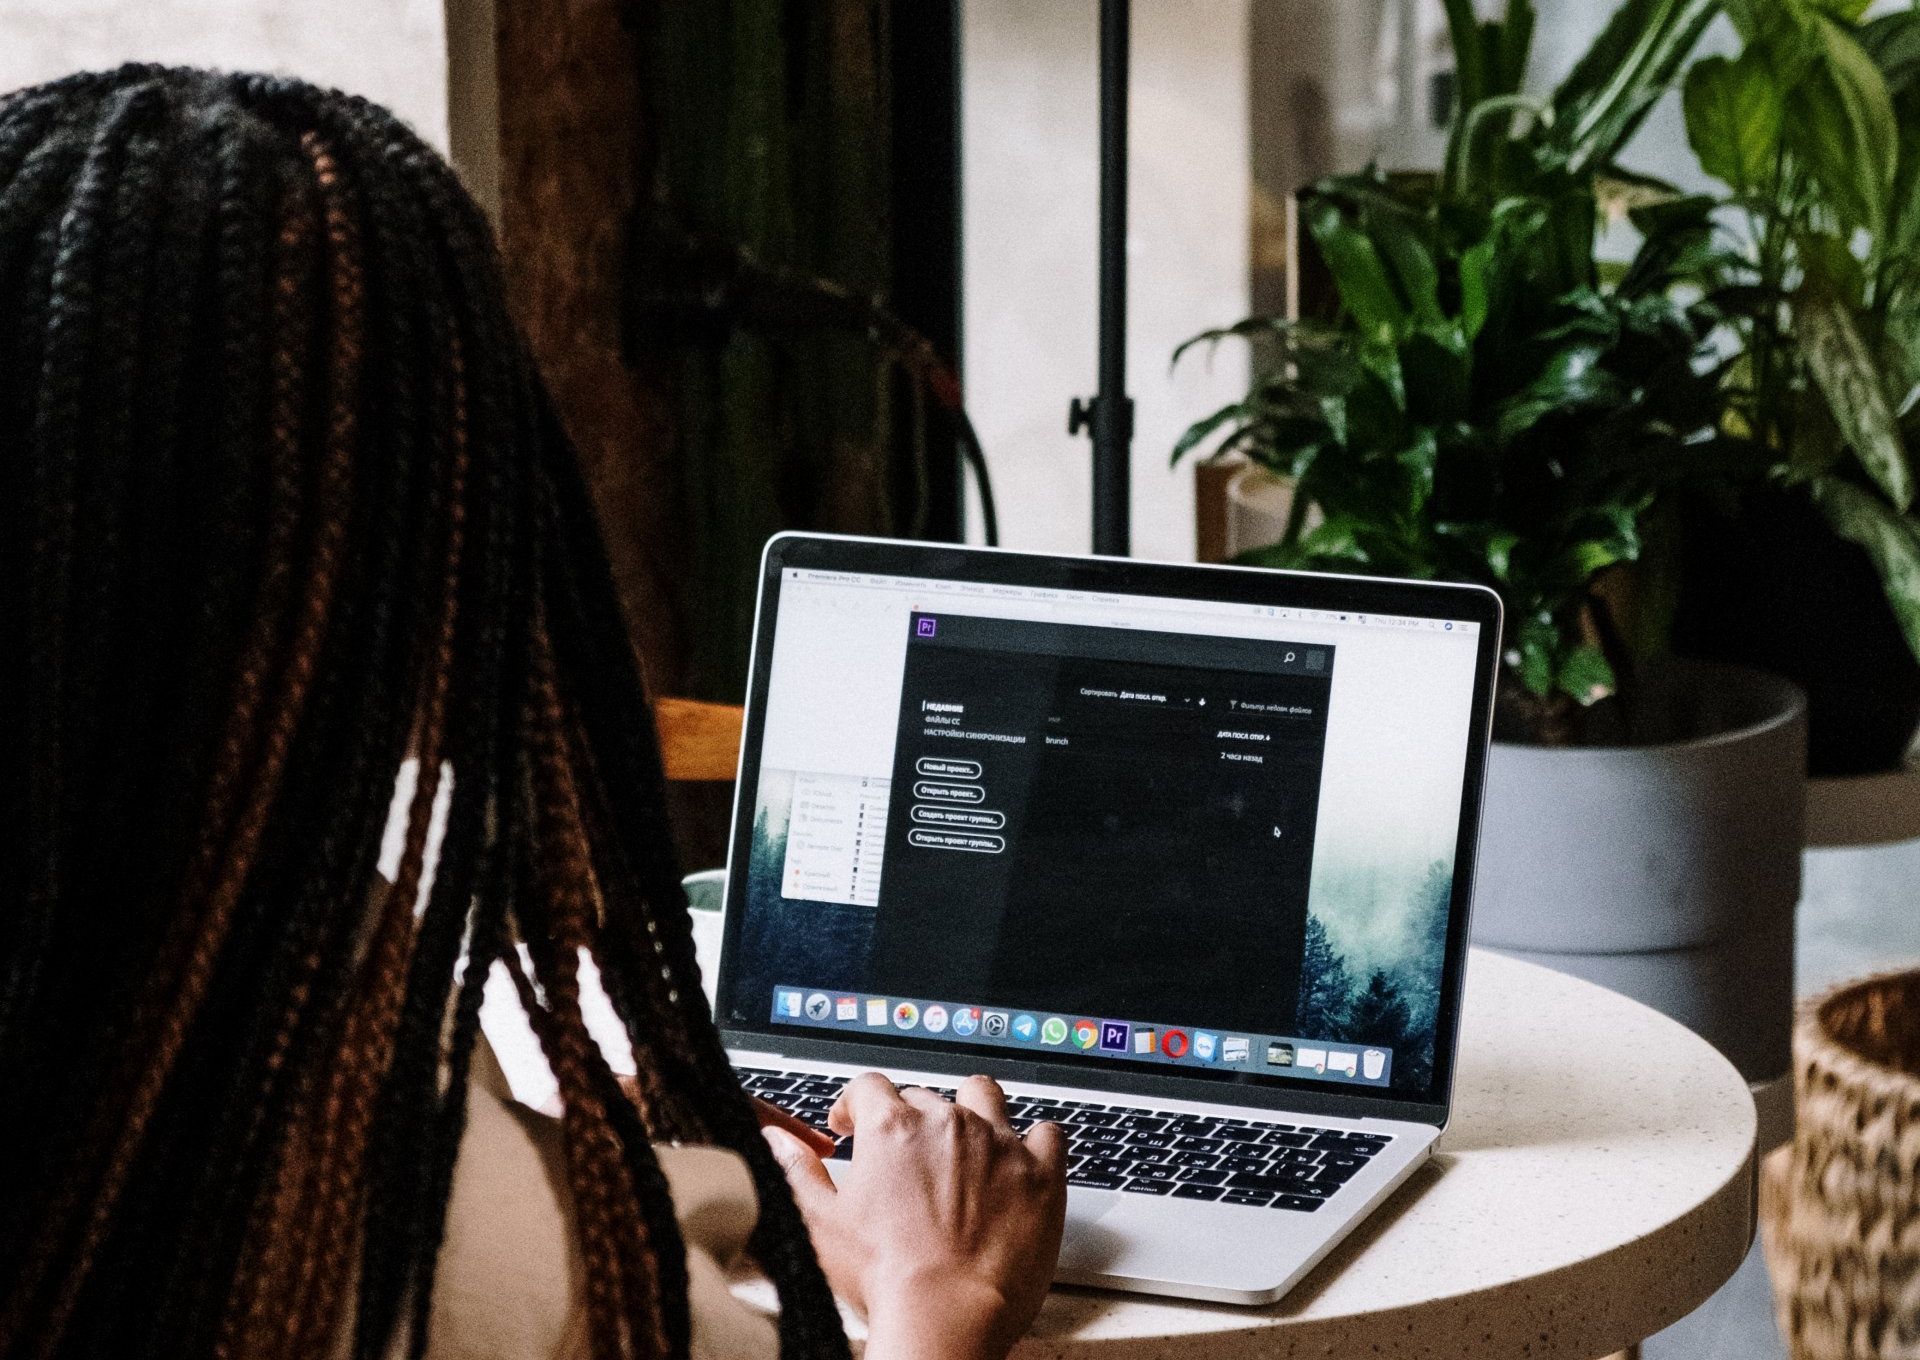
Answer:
[785,568,1478,635]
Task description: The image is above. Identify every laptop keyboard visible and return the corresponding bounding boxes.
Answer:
[735,1066,1391,1212]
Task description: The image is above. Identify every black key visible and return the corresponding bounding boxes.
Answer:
[1214,1123,1264,1142]
[1319,1154,1368,1179]
[793,1080,844,1097]
[1168,1150,1219,1169]
[744,1075,797,1092]
[1177,1168,1228,1186]
[1274,1194,1323,1212]
[1069,1110,1120,1127]
[1221,1189,1275,1206]
[1079,1124,1128,1145]
[1271,1148,1321,1167]
[1124,1145,1172,1165]
[1116,1115,1169,1133]
[1220,1139,1271,1159]
[1312,1132,1382,1153]
[1172,1136,1223,1153]
[1224,1170,1317,1194]
[1129,1162,1179,1181]
[1082,1158,1132,1178]
[1262,1130,1312,1148]
[1026,1106,1071,1122]
[1167,1118,1219,1137]
[1009,1117,1034,1133]
[1219,1155,1267,1175]
[1171,1184,1225,1201]
[1063,1155,1084,1172]
[1123,1178,1175,1195]
[1069,1171,1126,1191]
[733,1067,776,1078]
[1288,1181,1336,1200]
[794,1096,834,1114]
[1108,1106,1151,1118]
[829,1137,854,1161]
[1060,1101,1106,1110]
[1126,1130,1177,1150]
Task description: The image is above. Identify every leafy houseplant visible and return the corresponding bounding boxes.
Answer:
[1677,0,1920,772]
[1176,0,1730,745]
[1179,0,1812,1103]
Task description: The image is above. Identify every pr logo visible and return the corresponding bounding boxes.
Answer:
[916,617,938,638]
[1099,1021,1129,1052]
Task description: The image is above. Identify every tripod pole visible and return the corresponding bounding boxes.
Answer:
[1068,0,1133,557]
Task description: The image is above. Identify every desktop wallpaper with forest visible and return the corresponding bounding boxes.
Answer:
[727,769,1454,1092]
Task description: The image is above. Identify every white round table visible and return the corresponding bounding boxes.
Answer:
[680,906,1756,1360]
[999,949,1757,1360]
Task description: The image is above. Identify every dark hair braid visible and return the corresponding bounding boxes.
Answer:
[0,64,851,1360]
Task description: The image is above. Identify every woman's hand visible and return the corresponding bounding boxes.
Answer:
[761,1072,1067,1360]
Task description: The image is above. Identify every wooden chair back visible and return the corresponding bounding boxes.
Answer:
[653,698,745,782]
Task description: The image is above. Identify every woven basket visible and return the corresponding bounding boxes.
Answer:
[1762,967,1920,1358]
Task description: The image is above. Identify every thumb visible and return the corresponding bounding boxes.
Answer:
[762,1125,837,1214]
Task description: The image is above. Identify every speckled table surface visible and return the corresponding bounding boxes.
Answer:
[1002,949,1758,1360]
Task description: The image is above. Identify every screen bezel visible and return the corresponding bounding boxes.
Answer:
[714,533,1502,1129]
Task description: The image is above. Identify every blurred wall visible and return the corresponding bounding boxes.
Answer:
[961,0,1251,562]
[0,0,451,149]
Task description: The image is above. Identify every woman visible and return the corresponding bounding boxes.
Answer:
[0,67,1064,1360]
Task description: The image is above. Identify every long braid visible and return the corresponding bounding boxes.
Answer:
[1,66,853,1360]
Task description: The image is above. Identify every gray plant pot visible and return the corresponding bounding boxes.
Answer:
[1470,660,1807,1086]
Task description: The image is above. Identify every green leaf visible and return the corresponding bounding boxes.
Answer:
[1683,51,1785,194]
[1795,229,1865,306]
[1801,286,1913,510]
[1809,477,1920,665]
[1804,0,1874,24]
[1893,108,1920,257]
[1497,0,1538,98]
[1514,619,1557,697]
[1496,343,1624,440]
[1557,644,1619,705]
[1442,0,1487,113]
[1459,197,1547,340]
[1170,402,1251,466]
[1551,0,1721,174]
[1302,196,1409,343]
[1485,530,1521,582]
[1860,11,1920,99]
[1785,16,1900,238]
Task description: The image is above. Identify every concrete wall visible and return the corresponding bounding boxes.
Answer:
[0,0,451,151]
[961,0,1252,562]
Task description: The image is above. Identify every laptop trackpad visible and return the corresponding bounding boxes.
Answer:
[1058,1189,1128,1273]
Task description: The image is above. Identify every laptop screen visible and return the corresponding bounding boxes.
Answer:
[717,539,1496,1111]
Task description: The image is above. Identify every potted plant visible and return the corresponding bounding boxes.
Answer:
[1673,0,1920,776]
[1175,0,1806,1103]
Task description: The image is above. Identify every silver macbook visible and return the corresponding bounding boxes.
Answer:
[714,533,1500,1304]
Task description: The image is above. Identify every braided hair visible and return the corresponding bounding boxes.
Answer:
[0,65,851,1360]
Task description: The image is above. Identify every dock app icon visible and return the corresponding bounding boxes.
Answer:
[1099,1021,1129,1052]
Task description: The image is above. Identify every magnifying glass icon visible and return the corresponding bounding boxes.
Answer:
[1283,650,1296,664]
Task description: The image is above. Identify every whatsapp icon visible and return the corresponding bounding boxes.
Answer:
[1039,1016,1069,1046]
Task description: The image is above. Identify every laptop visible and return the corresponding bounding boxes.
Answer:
[714,533,1501,1305]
